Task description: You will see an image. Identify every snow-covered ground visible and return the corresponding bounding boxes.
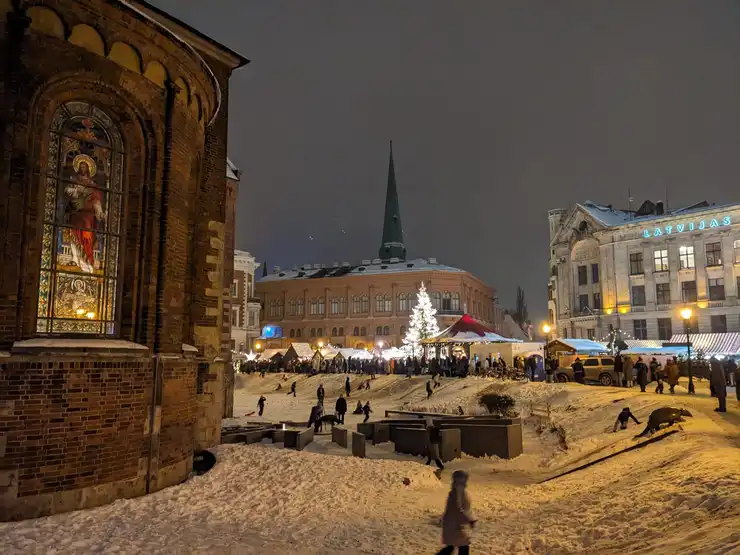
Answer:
[2,373,739,554]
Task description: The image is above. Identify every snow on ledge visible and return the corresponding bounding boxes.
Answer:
[11,338,149,356]
[182,343,199,353]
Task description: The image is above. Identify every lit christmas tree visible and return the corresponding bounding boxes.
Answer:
[404,282,441,356]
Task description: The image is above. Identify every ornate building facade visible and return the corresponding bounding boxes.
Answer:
[549,200,740,342]
[0,0,246,520]
[231,249,261,352]
[256,144,502,349]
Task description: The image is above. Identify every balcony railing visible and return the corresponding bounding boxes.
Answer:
[436,309,464,316]
[247,296,261,304]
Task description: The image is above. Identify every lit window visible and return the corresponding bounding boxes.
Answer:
[679,246,695,269]
[734,240,740,263]
[653,249,669,272]
[705,242,722,267]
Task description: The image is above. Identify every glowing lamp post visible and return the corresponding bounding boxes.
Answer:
[680,307,695,394]
[541,324,551,359]
[317,341,324,349]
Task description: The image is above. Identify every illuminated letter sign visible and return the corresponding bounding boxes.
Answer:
[642,215,732,238]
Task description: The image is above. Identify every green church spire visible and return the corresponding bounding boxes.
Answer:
[379,141,406,260]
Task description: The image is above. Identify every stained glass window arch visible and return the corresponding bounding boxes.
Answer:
[37,101,124,335]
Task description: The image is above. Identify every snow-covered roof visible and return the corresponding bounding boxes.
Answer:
[579,200,730,229]
[259,258,465,282]
[226,158,239,181]
[549,338,608,354]
[669,333,740,356]
[286,342,315,359]
[258,348,286,360]
[426,314,520,344]
[621,339,666,349]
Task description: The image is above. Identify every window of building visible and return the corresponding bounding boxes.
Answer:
[331,298,339,314]
[310,328,315,337]
[593,292,602,310]
[231,307,239,327]
[360,326,366,336]
[578,265,587,285]
[269,300,283,318]
[679,245,695,269]
[629,252,643,275]
[633,319,647,340]
[591,263,599,283]
[706,242,722,267]
[711,314,727,333]
[735,240,740,263]
[587,329,595,340]
[654,249,669,272]
[316,327,323,337]
[287,299,296,316]
[656,283,671,305]
[400,325,406,336]
[708,278,725,301]
[383,325,390,335]
[353,295,369,314]
[37,102,125,335]
[398,293,409,312]
[376,326,382,336]
[289,329,295,338]
[296,328,302,338]
[631,285,646,306]
[451,292,461,311]
[331,327,337,336]
[338,327,344,336]
[247,274,253,297]
[681,280,697,303]
[657,318,672,341]
[296,299,304,316]
[231,280,238,297]
[248,311,256,327]
[579,294,589,313]
[375,294,391,313]
[441,291,452,311]
[353,326,359,336]
[431,292,441,309]
[309,297,325,315]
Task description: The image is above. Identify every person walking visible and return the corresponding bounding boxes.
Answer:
[426,380,434,399]
[571,357,585,384]
[650,358,663,394]
[623,355,634,387]
[425,417,444,470]
[317,383,325,406]
[345,376,351,398]
[635,357,648,392]
[614,354,624,389]
[290,381,297,397]
[734,360,740,402]
[665,356,680,394]
[257,395,266,417]
[436,470,476,555]
[362,401,372,423]
[710,357,727,413]
[335,394,347,424]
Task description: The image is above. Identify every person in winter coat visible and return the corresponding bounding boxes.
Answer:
[353,400,363,414]
[362,401,372,423]
[612,407,640,432]
[709,357,727,412]
[734,360,740,402]
[257,395,266,417]
[650,358,663,394]
[665,357,680,394]
[289,381,297,397]
[316,383,325,405]
[614,355,624,388]
[571,358,585,384]
[426,380,434,399]
[335,394,347,424]
[425,417,444,470]
[635,358,648,392]
[345,376,351,398]
[623,356,634,387]
[437,470,475,555]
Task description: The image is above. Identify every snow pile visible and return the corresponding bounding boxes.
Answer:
[2,374,739,554]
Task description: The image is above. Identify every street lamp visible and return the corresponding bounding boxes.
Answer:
[317,341,324,348]
[680,307,695,394]
[254,342,262,351]
[541,324,551,358]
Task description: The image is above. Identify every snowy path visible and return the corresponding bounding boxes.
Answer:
[1,374,739,554]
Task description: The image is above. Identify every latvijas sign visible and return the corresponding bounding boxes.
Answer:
[642,215,731,238]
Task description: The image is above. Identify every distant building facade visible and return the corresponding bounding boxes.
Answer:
[256,143,502,349]
[549,200,740,342]
[231,249,261,351]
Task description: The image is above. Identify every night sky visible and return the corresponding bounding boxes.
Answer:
[150,0,740,320]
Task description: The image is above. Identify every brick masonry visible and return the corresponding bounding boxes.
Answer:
[0,0,245,520]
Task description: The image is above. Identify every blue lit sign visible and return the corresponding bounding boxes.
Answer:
[262,326,282,339]
[642,216,731,238]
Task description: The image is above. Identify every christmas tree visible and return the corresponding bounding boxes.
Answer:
[403,282,441,356]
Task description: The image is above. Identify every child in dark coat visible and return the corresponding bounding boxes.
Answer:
[612,407,640,432]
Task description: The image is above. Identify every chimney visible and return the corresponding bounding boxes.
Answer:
[273,266,281,273]
[656,201,664,215]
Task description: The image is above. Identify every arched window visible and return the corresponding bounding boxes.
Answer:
[376,326,383,336]
[398,293,409,312]
[375,294,392,313]
[289,329,295,338]
[431,291,441,310]
[309,298,318,315]
[288,299,296,316]
[295,299,304,316]
[400,325,406,336]
[383,325,390,335]
[451,292,461,311]
[331,327,338,336]
[317,297,325,314]
[37,101,125,335]
[353,326,359,336]
[441,291,452,311]
[330,298,340,314]
[310,328,316,337]
[296,328,302,338]
[338,327,344,336]
[317,327,323,337]
[360,326,366,336]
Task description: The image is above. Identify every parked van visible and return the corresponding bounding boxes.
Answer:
[556,356,618,386]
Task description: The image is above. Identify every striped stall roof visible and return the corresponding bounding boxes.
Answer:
[669,333,740,356]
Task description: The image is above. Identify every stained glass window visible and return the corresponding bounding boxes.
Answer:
[37,101,124,335]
